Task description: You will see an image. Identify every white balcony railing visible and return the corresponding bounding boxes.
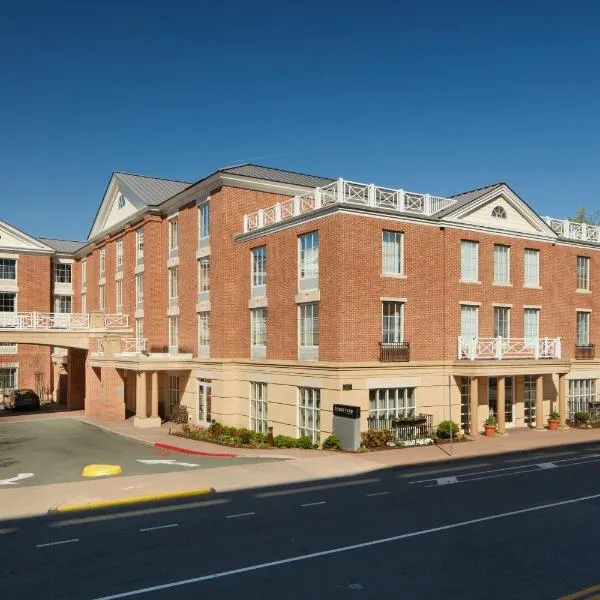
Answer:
[0,312,90,330]
[120,337,147,353]
[458,336,562,360]
[243,178,458,233]
[543,217,600,243]
[104,314,129,329]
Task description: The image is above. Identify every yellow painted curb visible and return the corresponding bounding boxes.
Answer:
[81,464,122,478]
[52,488,215,513]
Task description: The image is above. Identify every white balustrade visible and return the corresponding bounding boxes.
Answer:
[458,337,562,360]
[0,312,90,330]
[543,216,600,244]
[104,314,129,328]
[120,337,147,353]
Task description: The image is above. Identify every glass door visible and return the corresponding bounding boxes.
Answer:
[198,379,212,424]
[488,377,515,427]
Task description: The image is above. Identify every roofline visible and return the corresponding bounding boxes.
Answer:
[113,171,192,185]
[225,163,335,183]
[449,181,505,199]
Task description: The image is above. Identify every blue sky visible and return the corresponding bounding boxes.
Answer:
[1,0,599,240]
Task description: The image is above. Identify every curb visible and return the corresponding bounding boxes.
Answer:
[154,442,237,458]
[50,487,216,513]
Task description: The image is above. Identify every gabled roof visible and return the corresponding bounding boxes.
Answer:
[37,238,86,253]
[220,164,333,189]
[434,182,505,218]
[114,172,191,206]
[0,219,55,253]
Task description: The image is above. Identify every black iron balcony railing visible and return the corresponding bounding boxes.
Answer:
[379,341,410,362]
[575,344,595,359]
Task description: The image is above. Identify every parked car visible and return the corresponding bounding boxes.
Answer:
[8,389,40,411]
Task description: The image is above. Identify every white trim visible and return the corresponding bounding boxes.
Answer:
[380,296,408,302]
[576,308,592,313]
[166,211,180,221]
[523,304,542,309]
[366,377,421,389]
[492,303,513,307]
[459,301,481,306]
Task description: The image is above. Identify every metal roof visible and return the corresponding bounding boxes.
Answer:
[114,172,191,206]
[37,238,87,253]
[433,183,505,218]
[220,164,334,189]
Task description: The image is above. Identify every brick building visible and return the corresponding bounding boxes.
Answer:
[1,164,599,440]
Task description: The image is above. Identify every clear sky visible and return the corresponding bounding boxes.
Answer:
[1,0,599,240]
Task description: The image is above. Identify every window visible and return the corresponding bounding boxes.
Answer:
[136,228,144,260]
[493,307,510,339]
[116,279,123,310]
[54,263,72,284]
[169,218,179,251]
[524,376,537,426]
[577,256,590,290]
[98,284,105,311]
[460,305,478,339]
[135,274,144,306]
[251,246,267,287]
[168,316,179,352]
[298,387,320,444]
[576,311,590,346]
[0,292,16,312]
[492,206,507,218]
[169,267,178,300]
[251,308,267,347]
[524,249,540,287]
[199,202,210,239]
[0,367,17,392]
[0,342,16,355]
[0,259,16,280]
[99,248,106,276]
[118,194,125,209]
[299,303,319,347]
[569,379,596,420]
[135,317,144,340]
[460,377,471,434]
[54,295,72,313]
[382,231,403,275]
[168,375,180,416]
[81,292,86,315]
[116,240,124,268]
[382,301,403,343]
[299,232,319,281]
[524,308,540,345]
[493,244,510,284]
[198,379,212,423]
[199,258,210,293]
[460,240,478,282]
[368,388,416,426]
[81,259,87,287]
[198,312,210,348]
[250,382,268,433]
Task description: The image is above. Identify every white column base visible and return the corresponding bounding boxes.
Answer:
[133,416,162,429]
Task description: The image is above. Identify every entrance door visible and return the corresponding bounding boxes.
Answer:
[488,377,515,427]
[198,379,212,425]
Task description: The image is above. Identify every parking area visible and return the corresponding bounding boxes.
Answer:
[0,418,282,486]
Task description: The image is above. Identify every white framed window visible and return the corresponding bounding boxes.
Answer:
[199,258,210,293]
[168,375,180,416]
[576,311,590,346]
[81,259,87,287]
[251,308,267,347]
[250,382,268,433]
[199,202,210,239]
[98,285,105,311]
[524,249,540,287]
[299,302,319,347]
[54,295,72,313]
[81,292,86,315]
[382,301,403,343]
[493,306,510,338]
[54,263,72,284]
[368,388,416,425]
[168,316,179,353]
[251,246,267,287]
[493,244,510,284]
[0,259,16,280]
[135,273,144,307]
[99,248,106,276]
[524,308,540,345]
[0,367,17,392]
[460,240,478,282]
[569,379,596,419]
[460,305,478,339]
[116,239,124,269]
[298,231,319,284]
[0,342,17,355]
[0,292,16,312]
[118,194,126,209]
[135,317,144,340]
[198,379,212,423]
[136,227,144,261]
[198,312,210,348]
[169,218,179,252]
[382,231,404,275]
[116,279,123,311]
[492,206,507,219]
[577,256,590,291]
[169,267,179,300]
[298,387,320,444]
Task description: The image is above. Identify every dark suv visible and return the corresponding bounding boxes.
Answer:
[8,389,41,411]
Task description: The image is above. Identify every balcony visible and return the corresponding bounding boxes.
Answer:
[575,344,595,359]
[379,342,410,362]
[120,337,147,354]
[458,337,562,360]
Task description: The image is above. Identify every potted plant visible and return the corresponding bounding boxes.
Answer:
[484,415,497,437]
[548,411,560,431]
[574,411,591,429]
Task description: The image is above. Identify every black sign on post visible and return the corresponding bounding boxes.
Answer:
[333,404,360,419]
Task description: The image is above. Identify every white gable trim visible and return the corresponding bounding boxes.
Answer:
[0,220,54,254]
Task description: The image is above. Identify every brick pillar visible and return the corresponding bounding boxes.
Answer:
[84,360,125,421]
[67,348,86,410]
[85,363,103,419]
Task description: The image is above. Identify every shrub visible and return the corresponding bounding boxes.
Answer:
[361,429,393,449]
[250,431,268,446]
[296,435,314,449]
[207,422,223,438]
[575,411,590,423]
[549,411,560,422]
[274,435,298,448]
[436,420,459,439]
[234,428,254,445]
[322,435,342,450]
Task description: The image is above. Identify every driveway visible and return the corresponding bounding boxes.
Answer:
[0,418,282,487]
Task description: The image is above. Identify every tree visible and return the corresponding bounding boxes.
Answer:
[568,207,600,225]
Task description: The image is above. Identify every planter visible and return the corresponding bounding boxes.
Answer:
[547,419,559,431]
[484,425,497,437]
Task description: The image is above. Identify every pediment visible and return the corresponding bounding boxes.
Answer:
[0,220,53,253]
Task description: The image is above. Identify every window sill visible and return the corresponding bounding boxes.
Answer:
[576,289,592,294]
[460,279,481,285]
[381,273,407,280]
[523,285,542,290]
[492,282,513,287]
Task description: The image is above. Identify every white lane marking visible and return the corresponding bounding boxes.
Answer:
[36,538,79,548]
[436,476,459,486]
[0,473,34,486]
[140,524,179,532]
[396,463,491,478]
[137,459,198,468]
[504,451,576,463]
[256,478,379,498]
[366,492,390,497]
[225,512,255,519]
[538,462,557,470]
[410,462,534,484]
[91,490,600,599]
[301,501,326,507]
[0,527,18,535]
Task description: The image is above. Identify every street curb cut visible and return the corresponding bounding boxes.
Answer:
[154,442,237,458]
[50,487,215,513]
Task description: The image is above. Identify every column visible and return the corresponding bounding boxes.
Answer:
[136,371,147,420]
[470,376,479,435]
[535,374,545,431]
[151,371,159,419]
[558,373,567,428]
[497,376,506,434]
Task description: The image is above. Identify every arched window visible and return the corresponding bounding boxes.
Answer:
[492,205,507,219]
[118,195,126,209]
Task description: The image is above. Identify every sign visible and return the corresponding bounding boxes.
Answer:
[333,404,360,419]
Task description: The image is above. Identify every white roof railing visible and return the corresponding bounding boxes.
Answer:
[543,217,600,243]
[243,178,457,233]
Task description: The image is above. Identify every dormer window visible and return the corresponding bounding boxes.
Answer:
[118,195,125,209]
[492,206,507,219]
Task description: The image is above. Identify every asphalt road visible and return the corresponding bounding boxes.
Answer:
[0,418,282,486]
[2,442,600,599]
